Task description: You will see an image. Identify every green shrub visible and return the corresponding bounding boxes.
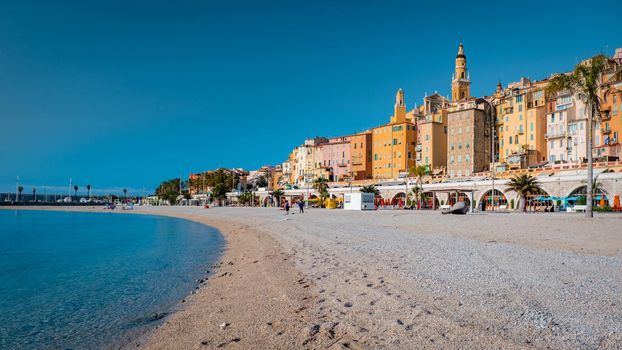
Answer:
[595,205,612,213]
[440,199,445,205]
[510,198,515,209]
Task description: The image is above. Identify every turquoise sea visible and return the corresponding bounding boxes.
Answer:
[0,209,224,349]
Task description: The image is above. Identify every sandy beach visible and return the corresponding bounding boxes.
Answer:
[7,206,622,349]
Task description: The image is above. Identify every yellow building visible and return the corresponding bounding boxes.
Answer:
[415,93,450,174]
[496,78,547,169]
[371,89,417,180]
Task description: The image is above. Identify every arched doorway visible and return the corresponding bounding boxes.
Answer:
[448,192,470,207]
[375,195,386,208]
[421,192,439,209]
[568,185,608,207]
[392,192,407,207]
[479,189,508,211]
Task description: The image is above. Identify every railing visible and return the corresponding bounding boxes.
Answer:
[546,131,566,139]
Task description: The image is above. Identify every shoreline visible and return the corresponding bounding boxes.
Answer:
[2,206,318,350]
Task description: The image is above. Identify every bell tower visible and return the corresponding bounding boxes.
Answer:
[391,88,406,124]
[451,41,470,101]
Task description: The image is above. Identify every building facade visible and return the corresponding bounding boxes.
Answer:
[446,100,491,177]
[318,136,351,181]
[371,89,417,179]
[350,131,373,180]
[496,78,548,169]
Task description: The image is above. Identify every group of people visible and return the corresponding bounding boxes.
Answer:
[283,200,305,214]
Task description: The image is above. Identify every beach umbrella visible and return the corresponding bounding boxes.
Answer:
[600,196,606,207]
[614,195,620,210]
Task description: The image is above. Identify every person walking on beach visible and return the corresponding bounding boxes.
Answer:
[285,201,290,215]
[298,200,304,213]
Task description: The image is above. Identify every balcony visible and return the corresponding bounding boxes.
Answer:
[415,144,422,152]
[351,156,363,166]
[602,127,611,134]
[546,131,566,139]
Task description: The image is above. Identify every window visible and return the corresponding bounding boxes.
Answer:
[408,151,412,158]
[458,143,462,149]
[466,143,470,149]
[515,135,518,144]
[559,140,563,147]
[519,125,524,133]
[519,114,523,121]
[425,156,428,164]
[530,122,534,131]
[530,134,534,141]
[451,143,455,150]
[465,169,470,177]
[519,105,523,112]
[374,154,378,160]
[450,155,454,163]
[509,136,513,145]
[458,155,462,163]
[466,155,470,162]
[516,95,523,103]
[425,134,430,141]
[458,127,462,134]
[551,114,555,123]
[466,126,470,133]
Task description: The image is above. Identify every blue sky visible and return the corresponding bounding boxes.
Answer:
[1,0,621,195]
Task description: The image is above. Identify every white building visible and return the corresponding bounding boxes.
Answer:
[546,91,601,164]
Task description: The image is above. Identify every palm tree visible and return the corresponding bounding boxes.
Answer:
[270,189,284,207]
[86,184,92,201]
[73,185,78,200]
[505,174,543,212]
[359,184,380,196]
[32,188,36,202]
[545,54,621,217]
[123,189,128,200]
[17,186,23,201]
[409,165,429,209]
[313,177,330,207]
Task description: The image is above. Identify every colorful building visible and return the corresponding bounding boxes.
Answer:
[415,93,450,175]
[546,90,593,164]
[350,131,373,180]
[371,89,417,180]
[596,50,622,161]
[495,78,548,169]
[318,136,352,181]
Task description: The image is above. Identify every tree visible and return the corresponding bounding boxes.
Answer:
[545,54,621,217]
[32,188,36,202]
[359,184,380,196]
[505,174,543,212]
[17,186,23,201]
[313,177,330,207]
[270,189,284,207]
[238,191,253,206]
[73,185,79,199]
[212,183,228,206]
[86,184,92,201]
[255,175,268,188]
[155,178,181,205]
[123,189,128,200]
[409,165,429,209]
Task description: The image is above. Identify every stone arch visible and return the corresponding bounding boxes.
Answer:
[421,191,439,209]
[391,192,407,206]
[478,189,508,210]
[568,185,609,205]
[448,192,470,207]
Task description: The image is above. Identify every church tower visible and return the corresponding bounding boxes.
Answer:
[391,88,406,124]
[451,41,470,101]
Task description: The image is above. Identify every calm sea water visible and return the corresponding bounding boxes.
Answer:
[0,210,224,350]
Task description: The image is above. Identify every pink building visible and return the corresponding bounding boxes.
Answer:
[318,136,351,181]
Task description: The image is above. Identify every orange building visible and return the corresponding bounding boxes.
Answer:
[350,131,372,180]
[371,89,417,180]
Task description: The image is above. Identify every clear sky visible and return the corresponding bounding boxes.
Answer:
[1,0,621,195]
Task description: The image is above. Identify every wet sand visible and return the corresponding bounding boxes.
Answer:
[5,206,622,349]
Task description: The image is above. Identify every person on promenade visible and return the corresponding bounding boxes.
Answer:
[298,200,304,213]
[285,201,290,215]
